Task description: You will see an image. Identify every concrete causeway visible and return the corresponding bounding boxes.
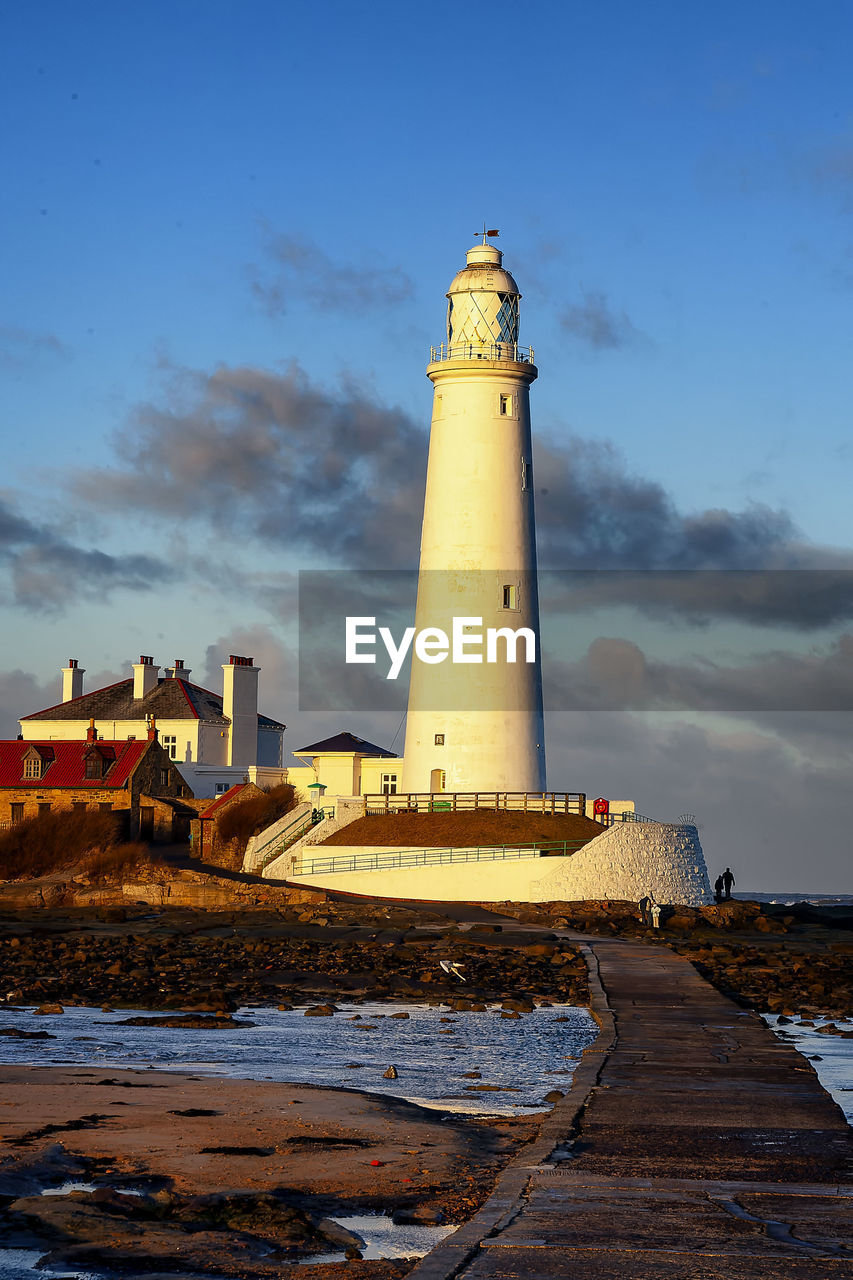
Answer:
[409,933,853,1279]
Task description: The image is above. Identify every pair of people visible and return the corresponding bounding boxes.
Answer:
[638,894,662,928]
[714,867,736,902]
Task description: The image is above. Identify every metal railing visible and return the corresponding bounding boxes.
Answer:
[429,342,534,364]
[258,805,335,873]
[364,791,586,816]
[295,837,590,878]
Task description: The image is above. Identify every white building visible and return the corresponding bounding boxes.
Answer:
[403,236,546,794]
[20,655,287,798]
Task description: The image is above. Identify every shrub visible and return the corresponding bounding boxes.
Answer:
[215,784,298,852]
[0,810,122,880]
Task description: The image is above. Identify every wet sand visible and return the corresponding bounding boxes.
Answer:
[0,1065,536,1278]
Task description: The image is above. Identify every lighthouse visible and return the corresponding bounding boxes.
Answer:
[402,235,546,794]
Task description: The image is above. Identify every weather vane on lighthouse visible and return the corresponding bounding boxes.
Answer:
[477,224,500,243]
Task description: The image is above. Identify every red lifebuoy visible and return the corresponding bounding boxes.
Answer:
[593,797,609,815]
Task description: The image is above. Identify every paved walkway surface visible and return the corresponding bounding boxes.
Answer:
[409,933,853,1279]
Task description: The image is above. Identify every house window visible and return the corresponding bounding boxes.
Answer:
[381,773,398,796]
[38,802,51,816]
[23,756,43,780]
[502,584,517,610]
[214,783,229,795]
[499,393,513,416]
[162,735,177,760]
[85,753,105,780]
[159,769,170,787]
[434,733,445,746]
[10,803,24,823]
[72,802,86,813]
[99,803,112,813]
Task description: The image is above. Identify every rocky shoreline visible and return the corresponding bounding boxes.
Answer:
[1,893,851,1279]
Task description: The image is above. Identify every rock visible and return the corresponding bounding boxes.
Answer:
[108,1014,252,1029]
[390,1011,409,1019]
[544,1089,565,1102]
[277,1003,293,1011]
[501,1010,522,1019]
[304,1004,336,1017]
[392,1204,447,1225]
[382,1065,398,1079]
[0,1027,55,1039]
[501,998,534,1012]
[33,1003,64,1016]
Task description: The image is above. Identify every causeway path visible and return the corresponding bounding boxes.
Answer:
[409,931,853,1279]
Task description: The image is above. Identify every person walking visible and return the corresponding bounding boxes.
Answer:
[714,875,725,904]
[722,867,735,900]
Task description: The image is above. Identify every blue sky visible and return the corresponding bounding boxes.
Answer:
[2,1,852,890]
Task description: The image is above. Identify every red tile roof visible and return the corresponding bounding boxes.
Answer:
[0,739,151,789]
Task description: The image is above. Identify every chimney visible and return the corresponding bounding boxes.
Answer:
[164,658,191,681]
[147,715,158,742]
[86,718,98,743]
[132,655,160,699]
[221,655,260,767]
[61,659,85,703]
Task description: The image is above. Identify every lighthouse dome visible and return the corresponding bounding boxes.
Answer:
[445,243,521,351]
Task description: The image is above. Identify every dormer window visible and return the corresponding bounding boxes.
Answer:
[22,746,54,781]
[83,745,115,780]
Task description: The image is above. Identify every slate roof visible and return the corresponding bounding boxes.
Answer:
[0,739,151,789]
[294,731,395,757]
[22,678,285,732]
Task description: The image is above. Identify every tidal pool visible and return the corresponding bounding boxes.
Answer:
[0,1001,598,1114]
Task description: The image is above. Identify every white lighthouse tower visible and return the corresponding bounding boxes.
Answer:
[402,235,546,794]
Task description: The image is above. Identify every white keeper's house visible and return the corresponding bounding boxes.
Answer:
[19,656,286,799]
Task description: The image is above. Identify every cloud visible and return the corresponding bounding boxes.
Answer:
[545,708,852,893]
[72,360,427,568]
[0,667,58,737]
[249,230,414,315]
[558,290,644,349]
[0,324,70,369]
[543,633,853,711]
[0,497,174,612]
[67,362,853,630]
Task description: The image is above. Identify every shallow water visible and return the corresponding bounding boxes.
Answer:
[0,1249,98,1279]
[764,1013,853,1123]
[0,1001,598,1114]
[313,1212,455,1261]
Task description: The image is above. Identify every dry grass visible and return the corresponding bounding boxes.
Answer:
[321,809,605,848]
[81,842,161,883]
[215,784,298,852]
[0,811,130,880]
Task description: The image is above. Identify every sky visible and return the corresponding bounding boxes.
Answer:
[1,0,852,892]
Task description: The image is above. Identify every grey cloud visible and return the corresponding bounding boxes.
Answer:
[250,231,414,315]
[0,667,57,737]
[545,708,851,893]
[73,361,427,569]
[558,290,644,349]
[543,633,853,712]
[0,324,70,369]
[0,498,173,612]
[534,431,851,562]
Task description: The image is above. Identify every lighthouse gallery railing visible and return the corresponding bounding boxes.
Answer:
[429,341,534,364]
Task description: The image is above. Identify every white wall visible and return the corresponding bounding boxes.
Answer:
[280,821,712,906]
